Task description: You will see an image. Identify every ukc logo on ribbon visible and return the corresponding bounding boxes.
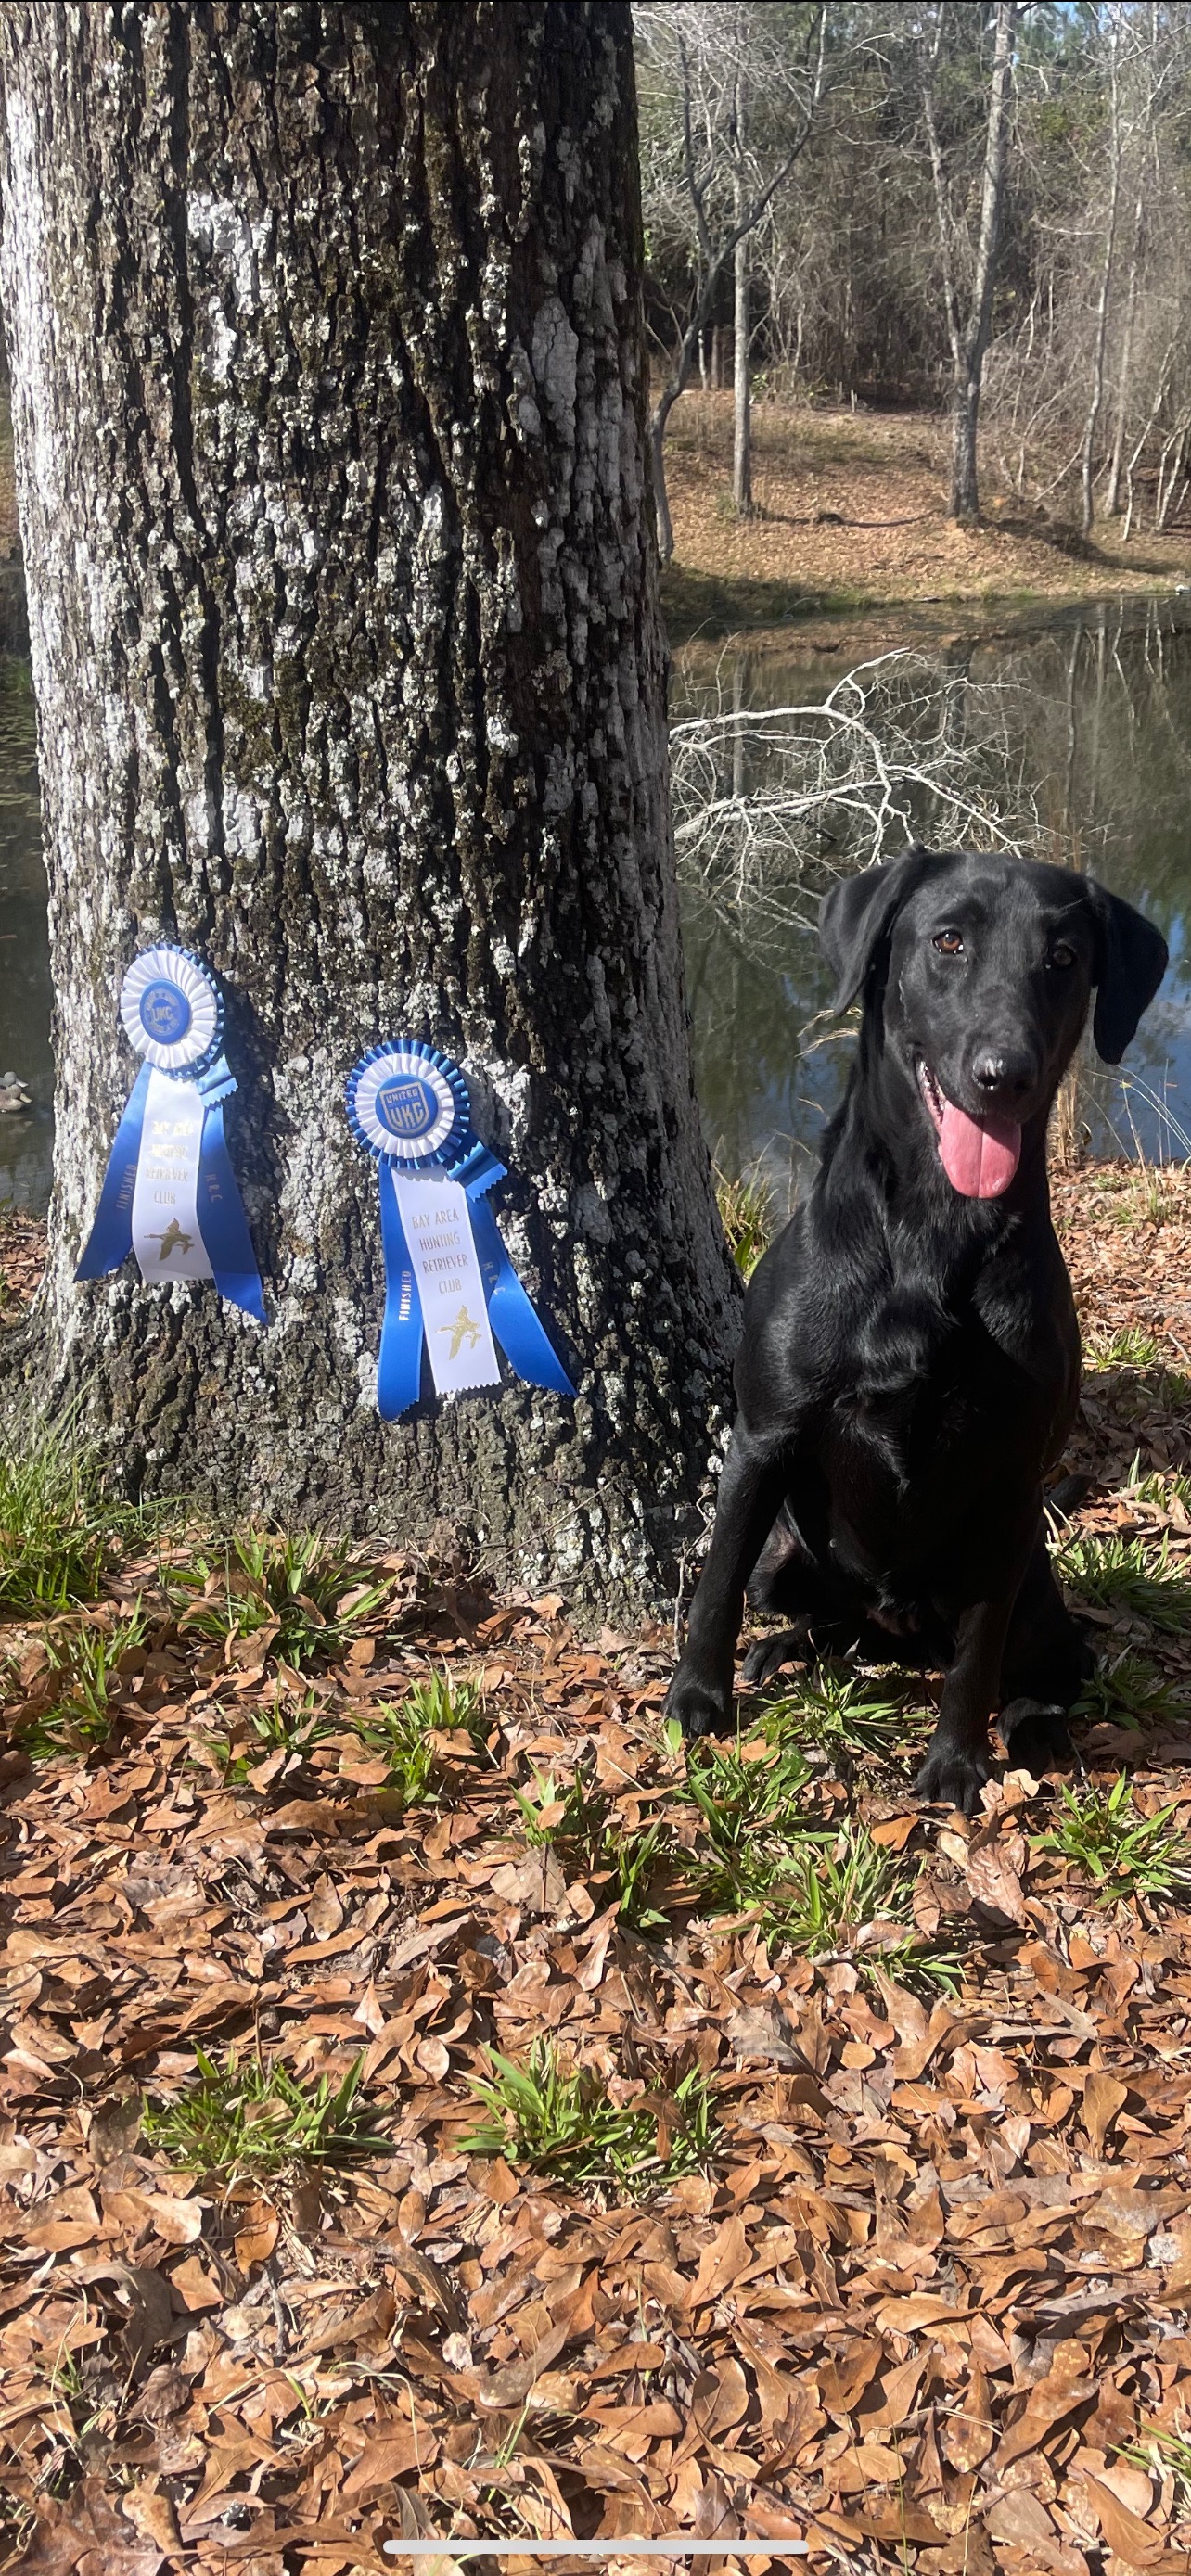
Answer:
[346,1039,575,1421]
[75,946,266,1322]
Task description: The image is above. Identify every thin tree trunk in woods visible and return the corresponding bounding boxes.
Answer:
[644,4,826,566]
[1106,163,1145,517]
[949,0,1018,522]
[0,0,738,1621]
[1081,14,1122,539]
[732,195,752,516]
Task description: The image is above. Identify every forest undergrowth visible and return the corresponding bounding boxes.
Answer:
[0,1162,1189,2573]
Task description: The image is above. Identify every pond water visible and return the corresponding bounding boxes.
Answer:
[677,593,1191,1204]
[0,593,1188,1219]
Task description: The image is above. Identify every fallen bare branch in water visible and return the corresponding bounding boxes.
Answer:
[671,648,1044,939]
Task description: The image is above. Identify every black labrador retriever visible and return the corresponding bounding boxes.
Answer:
[668,846,1168,1813]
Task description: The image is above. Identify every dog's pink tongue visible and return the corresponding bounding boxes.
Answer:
[938,1101,1021,1198]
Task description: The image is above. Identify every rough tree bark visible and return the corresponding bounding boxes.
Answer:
[0,0,739,1620]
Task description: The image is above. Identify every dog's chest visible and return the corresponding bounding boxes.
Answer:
[830,1299,1053,1494]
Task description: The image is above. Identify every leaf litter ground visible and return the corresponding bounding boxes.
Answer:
[1,1162,1190,2576]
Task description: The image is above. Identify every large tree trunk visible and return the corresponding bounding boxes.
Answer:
[0,0,738,1622]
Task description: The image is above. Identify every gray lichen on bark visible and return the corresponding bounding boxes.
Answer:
[0,1,738,1618]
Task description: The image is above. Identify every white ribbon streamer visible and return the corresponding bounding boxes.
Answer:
[130,1068,215,1286]
[391,1173,500,1396]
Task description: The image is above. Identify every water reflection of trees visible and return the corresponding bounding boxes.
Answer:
[675,597,1191,1179]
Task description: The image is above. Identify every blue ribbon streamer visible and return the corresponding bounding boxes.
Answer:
[76,1054,265,1322]
[347,1035,576,1419]
[194,1063,267,1324]
[463,1167,575,1400]
[74,1062,153,1281]
[369,1143,575,1421]
[376,1159,426,1422]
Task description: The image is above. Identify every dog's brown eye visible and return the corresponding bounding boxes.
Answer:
[933,930,965,956]
[1049,942,1076,970]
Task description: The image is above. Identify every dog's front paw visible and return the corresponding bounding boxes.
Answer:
[1000,1698,1074,1773]
[741,1626,806,1686]
[915,1738,992,1817]
[665,1668,733,1741]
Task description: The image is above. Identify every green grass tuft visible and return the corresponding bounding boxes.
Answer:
[513,1759,605,1847]
[1032,1773,1191,1902]
[204,1684,338,1783]
[763,1663,916,1764]
[142,2045,388,2182]
[462,2038,719,2191]
[353,1666,488,1805]
[600,1819,676,1935]
[715,1165,777,1281]
[511,1754,679,1935]
[0,1415,147,1613]
[1075,1649,1182,1731]
[682,1743,956,1987]
[1059,1530,1191,1634]
[171,1530,389,1668]
[1084,1324,1163,1370]
[1124,1460,1191,1513]
[20,1612,147,1760]
[685,1736,822,1913]
[762,1820,957,1987]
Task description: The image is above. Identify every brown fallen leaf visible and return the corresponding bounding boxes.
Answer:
[14,2475,166,2574]
[984,2490,1057,2544]
[487,1849,569,1914]
[941,2365,993,2470]
[102,2186,205,2245]
[687,2213,748,2307]
[1082,2070,1129,2155]
[965,1828,1030,1926]
[1084,2471,1166,2564]
[167,2253,225,2312]
[876,2290,966,2331]
[1164,2214,1191,2294]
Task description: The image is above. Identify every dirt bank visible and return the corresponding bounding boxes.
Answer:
[661,395,1191,641]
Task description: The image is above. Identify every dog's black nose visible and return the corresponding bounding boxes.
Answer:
[971,1048,1033,1099]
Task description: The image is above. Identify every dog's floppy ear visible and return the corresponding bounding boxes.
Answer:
[1085,879,1168,1064]
[819,846,935,1013]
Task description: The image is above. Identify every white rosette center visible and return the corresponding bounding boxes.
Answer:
[120,947,221,1074]
[352,1048,459,1162]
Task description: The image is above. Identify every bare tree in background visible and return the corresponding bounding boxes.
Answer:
[732,22,753,518]
[982,3,1191,537]
[1104,7,1161,515]
[921,0,1018,521]
[635,1,827,561]
[1080,6,1124,535]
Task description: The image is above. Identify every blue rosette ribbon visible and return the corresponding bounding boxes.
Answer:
[346,1039,575,1421]
[76,945,265,1322]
